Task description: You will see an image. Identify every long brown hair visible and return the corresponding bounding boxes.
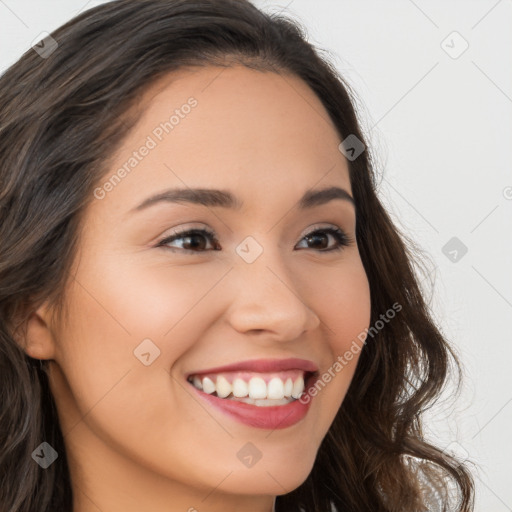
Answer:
[0,1,474,510]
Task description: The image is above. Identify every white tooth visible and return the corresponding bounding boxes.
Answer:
[248,377,267,399]
[216,375,232,398]
[291,376,305,399]
[267,377,285,399]
[232,378,249,398]
[193,376,203,390]
[284,377,293,397]
[202,377,216,394]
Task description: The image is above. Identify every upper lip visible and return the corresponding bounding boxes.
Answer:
[186,357,319,377]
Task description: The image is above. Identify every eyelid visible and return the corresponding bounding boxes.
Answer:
[161,223,215,239]
[298,222,344,239]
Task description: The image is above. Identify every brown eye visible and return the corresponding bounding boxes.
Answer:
[158,228,219,252]
[295,227,352,252]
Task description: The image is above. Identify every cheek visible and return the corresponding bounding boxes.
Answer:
[51,260,232,482]
[64,252,224,360]
[308,255,371,351]
[303,257,371,426]
[52,254,230,432]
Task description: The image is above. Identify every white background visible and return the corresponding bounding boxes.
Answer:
[1,1,511,510]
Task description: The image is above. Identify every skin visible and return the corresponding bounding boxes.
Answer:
[23,65,371,512]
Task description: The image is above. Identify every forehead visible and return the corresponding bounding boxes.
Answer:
[94,65,351,215]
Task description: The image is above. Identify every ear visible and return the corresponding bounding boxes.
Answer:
[13,301,57,361]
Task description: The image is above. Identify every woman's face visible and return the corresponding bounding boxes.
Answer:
[38,65,371,510]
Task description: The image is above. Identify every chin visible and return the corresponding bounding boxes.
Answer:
[225,453,316,496]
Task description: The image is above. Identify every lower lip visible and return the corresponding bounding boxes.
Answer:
[188,375,317,430]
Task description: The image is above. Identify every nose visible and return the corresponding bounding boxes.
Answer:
[225,252,321,343]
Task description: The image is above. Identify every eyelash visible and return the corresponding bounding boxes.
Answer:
[157,225,354,254]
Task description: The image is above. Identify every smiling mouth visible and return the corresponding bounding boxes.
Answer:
[186,369,315,406]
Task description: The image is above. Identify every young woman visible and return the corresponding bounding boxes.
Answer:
[0,1,474,511]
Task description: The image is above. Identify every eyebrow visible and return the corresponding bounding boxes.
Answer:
[128,185,355,214]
